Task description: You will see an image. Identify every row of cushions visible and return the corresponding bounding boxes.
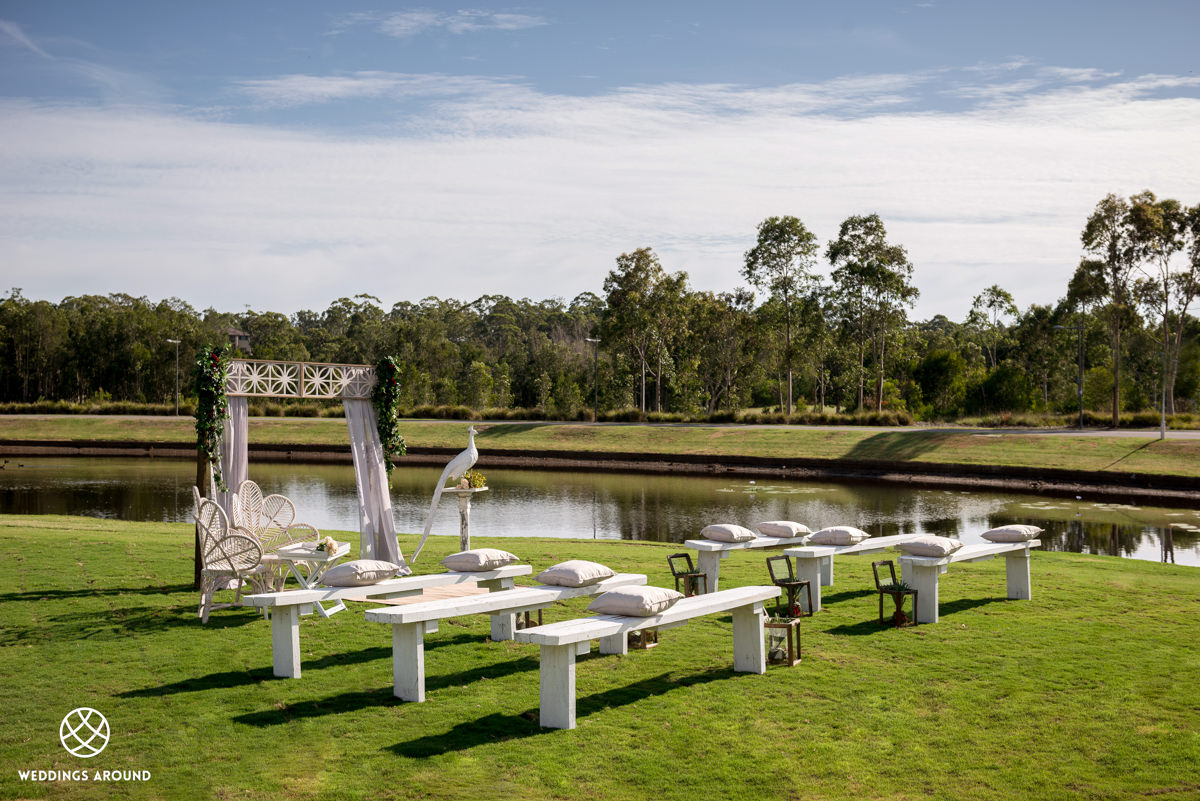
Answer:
[700,522,869,545]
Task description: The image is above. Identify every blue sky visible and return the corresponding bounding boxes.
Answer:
[2,1,1198,319]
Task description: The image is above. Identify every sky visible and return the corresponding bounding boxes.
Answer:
[1,1,1198,321]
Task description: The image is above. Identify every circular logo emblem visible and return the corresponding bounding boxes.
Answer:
[60,708,109,758]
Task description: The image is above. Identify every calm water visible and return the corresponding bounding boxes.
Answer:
[1,457,1197,566]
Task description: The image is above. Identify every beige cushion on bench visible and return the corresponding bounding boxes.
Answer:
[536,560,615,588]
[981,524,1043,543]
[701,524,756,543]
[810,526,871,545]
[321,559,402,587]
[755,521,812,538]
[587,586,683,617]
[441,548,520,572]
[897,536,964,557]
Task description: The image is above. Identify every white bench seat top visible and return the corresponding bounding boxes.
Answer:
[783,533,926,559]
[243,564,533,608]
[512,585,780,647]
[899,540,1040,568]
[362,574,648,624]
[684,535,810,552]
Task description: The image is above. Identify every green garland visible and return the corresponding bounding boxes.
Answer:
[194,345,231,492]
[372,356,407,476]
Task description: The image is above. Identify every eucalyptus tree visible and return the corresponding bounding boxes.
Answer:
[601,248,689,412]
[1074,193,1140,425]
[686,288,757,414]
[826,214,918,411]
[742,215,819,414]
[1128,191,1190,415]
[968,285,1018,369]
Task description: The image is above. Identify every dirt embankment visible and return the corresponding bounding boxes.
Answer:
[4,438,1200,507]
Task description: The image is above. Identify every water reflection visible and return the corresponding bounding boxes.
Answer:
[1,457,1197,567]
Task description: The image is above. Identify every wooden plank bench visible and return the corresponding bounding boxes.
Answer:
[363,573,648,702]
[899,540,1040,623]
[683,535,812,594]
[782,534,926,612]
[512,585,781,729]
[243,565,532,678]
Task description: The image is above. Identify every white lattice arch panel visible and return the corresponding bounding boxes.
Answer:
[226,359,376,400]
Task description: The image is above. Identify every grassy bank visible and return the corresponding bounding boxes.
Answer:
[3,415,1200,479]
[0,515,1198,800]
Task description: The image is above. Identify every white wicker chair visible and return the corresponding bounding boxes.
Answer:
[232,479,309,553]
[196,498,271,623]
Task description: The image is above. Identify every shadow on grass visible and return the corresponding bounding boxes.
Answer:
[0,603,268,645]
[389,668,736,756]
[1102,440,1153,471]
[232,655,542,727]
[476,423,551,439]
[823,595,1009,635]
[0,583,194,602]
[119,634,486,698]
[843,431,956,462]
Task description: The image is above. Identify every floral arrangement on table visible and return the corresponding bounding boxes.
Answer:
[458,469,487,489]
[193,345,231,491]
[371,356,407,480]
[315,536,338,553]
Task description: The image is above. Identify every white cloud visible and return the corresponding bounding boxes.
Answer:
[0,19,53,59]
[333,9,547,38]
[1,69,1198,321]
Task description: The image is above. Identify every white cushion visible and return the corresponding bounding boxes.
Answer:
[587,586,683,617]
[981,525,1043,543]
[320,559,401,587]
[898,536,965,557]
[809,526,871,546]
[440,548,519,572]
[700,524,756,543]
[536,560,615,588]
[754,521,812,538]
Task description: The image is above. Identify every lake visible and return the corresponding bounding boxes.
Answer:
[1,456,1196,566]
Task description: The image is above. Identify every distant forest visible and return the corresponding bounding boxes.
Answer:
[2,193,1198,423]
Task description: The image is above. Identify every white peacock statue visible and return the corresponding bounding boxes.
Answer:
[412,425,478,561]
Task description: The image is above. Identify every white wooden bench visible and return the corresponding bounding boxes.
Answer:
[899,540,1040,623]
[243,565,532,678]
[782,534,926,612]
[683,535,812,594]
[363,573,648,702]
[512,585,781,729]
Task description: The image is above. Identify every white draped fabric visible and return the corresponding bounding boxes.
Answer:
[214,395,249,521]
[344,398,408,572]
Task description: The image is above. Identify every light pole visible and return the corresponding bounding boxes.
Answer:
[1053,322,1084,429]
[585,337,600,422]
[166,339,181,415]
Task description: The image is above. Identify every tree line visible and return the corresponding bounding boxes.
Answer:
[2,194,1198,422]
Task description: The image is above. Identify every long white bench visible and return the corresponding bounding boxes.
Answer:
[243,565,532,678]
[363,573,648,702]
[512,585,781,729]
[899,540,1040,624]
[782,534,926,612]
[683,535,812,594]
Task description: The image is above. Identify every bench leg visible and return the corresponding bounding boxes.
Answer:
[819,555,833,586]
[697,550,724,594]
[477,577,515,592]
[794,557,824,612]
[731,602,767,674]
[392,622,425,702]
[598,633,628,655]
[270,606,301,678]
[539,644,577,729]
[908,564,941,623]
[490,612,517,641]
[1005,550,1032,601]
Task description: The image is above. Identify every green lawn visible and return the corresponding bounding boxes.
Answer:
[4,415,1200,479]
[1,515,1198,800]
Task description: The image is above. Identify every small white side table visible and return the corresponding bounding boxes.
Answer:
[264,540,351,617]
[441,487,489,551]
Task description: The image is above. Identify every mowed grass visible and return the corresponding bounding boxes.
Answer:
[3,415,1200,478]
[1,515,1199,800]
